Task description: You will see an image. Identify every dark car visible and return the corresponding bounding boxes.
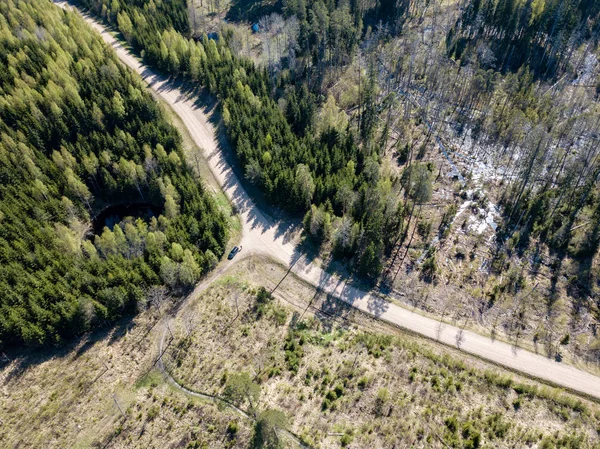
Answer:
[227,245,242,260]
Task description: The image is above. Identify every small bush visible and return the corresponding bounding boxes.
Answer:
[255,287,274,318]
[284,332,304,375]
[374,388,389,416]
[147,405,159,421]
[445,416,458,433]
[267,366,281,378]
[409,366,418,383]
[357,376,369,389]
[417,220,432,239]
[270,305,288,326]
[356,333,393,357]
[226,421,238,436]
[340,431,354,447]
[513,383,537,397]
[486,413,510,439]
[462,422,481,449]
[513,397,522,411]
[430,375,440,391]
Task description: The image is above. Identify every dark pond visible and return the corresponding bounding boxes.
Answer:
[92,203,163,235]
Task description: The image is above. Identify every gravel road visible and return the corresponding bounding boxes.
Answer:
[56,1,600,400]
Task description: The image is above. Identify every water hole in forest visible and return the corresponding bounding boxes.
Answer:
[92,203,163,235]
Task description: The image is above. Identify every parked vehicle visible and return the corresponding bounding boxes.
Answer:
[227,245,242,260]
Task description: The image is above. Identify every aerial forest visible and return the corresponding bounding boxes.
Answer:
[1,0,600,358]
[75,0,600,360]
[0,0,228,349]
[78,0,407,278]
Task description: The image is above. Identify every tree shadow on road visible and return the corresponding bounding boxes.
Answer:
[148,75,392,330]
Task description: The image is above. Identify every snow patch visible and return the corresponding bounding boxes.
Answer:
[466,203,499,235]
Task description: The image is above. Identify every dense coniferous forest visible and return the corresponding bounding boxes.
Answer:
[77,0,406,279]
[448,0,600,78]
[76,0,600,358]
[0,0,228,349]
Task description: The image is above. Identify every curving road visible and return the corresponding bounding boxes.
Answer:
[56,1,600,400]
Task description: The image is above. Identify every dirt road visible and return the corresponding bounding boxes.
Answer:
[56,1,600,400]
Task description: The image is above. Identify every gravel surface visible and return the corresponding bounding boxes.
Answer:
[55,0,600,400]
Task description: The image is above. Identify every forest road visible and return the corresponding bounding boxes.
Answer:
[57,1,600,400]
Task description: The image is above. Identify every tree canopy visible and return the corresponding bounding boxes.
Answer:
[0,0,228,349]
[78,0,407,280]
[448,0,600,78]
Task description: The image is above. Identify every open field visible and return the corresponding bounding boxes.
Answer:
[0,302,253,448]
[3,255,600,448]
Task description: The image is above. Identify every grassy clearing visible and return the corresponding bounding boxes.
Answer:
[164,256,600,448]
[0,308,251,449]
[3,256,599,448]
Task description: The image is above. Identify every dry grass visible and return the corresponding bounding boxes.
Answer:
[0,307,251,449]
[165,256,600,448]
[2,256,599,448]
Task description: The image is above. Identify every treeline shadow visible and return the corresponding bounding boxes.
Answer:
[0,314,140,385]
[225,0,282,23]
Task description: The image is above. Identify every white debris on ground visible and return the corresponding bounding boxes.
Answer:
[466,204,499,235]
[572,52,597,86]
[485,203,499,231]
[450,193,499,237]
[442,128,504,237]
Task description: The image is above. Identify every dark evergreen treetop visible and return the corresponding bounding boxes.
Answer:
[448,0,600,78]
[0,0,228,349]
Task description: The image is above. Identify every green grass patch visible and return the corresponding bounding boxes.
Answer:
[135,369,163,389]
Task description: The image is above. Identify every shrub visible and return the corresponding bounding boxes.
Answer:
[255,287,274,318]
[340,431,354,447]
[486,413,510,439]
[356,333,393,357]
[417,220,432,239]
[513,383,537,397]
[513,397,522,411]
[409,367,418,383]
[270,305,288,326]
[421,249,437,280]
[325,390,337,401]
[284,332,304,375]
[357,376,369,389]
[267,366,281,378]
[444,416,458,433]
[226,421,238,436]
[375,388,389,416]
[147,405,159,421]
